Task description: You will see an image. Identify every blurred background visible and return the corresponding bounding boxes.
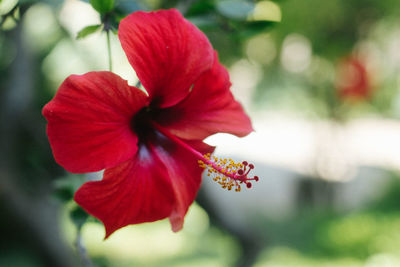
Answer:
[2,0,400,266]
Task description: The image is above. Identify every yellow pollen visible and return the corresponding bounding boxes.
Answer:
[198,154,259,192]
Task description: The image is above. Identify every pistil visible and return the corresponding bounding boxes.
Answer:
[152,122,259,192]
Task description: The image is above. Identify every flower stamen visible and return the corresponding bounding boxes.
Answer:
[151,122,259,192]
[198,154,259,192]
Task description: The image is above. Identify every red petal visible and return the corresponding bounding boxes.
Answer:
[165,140,214,232]
[118,9,214,108]
[74,134,214,237]
[157,52,253,140]
[42,72,148,173]
[74,146,175,238]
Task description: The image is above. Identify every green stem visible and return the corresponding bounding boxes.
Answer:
[75,225,93,267]
[106,30,112,72]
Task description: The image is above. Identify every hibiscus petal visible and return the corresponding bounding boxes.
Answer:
[118,9,214,108]
[157,52,254,140]
[42,72,148,173]
[74,133,214,237]
[164,140,215,232]
[74,145,175,238]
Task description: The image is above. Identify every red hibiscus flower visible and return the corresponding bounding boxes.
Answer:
[43,9,255,238]
[336,56,371,101]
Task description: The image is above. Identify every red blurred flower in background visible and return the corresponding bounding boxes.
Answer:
[336,56,372,101]
[42,9,253,238]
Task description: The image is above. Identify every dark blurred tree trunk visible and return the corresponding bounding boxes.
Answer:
[296,177,336,211]
[0,5,80,267]
[196,189,263,267]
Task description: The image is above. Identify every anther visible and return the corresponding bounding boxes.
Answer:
[198,154,259,192]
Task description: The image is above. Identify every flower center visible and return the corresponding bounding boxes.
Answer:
[131,106,163,141]
[152,122,259,192]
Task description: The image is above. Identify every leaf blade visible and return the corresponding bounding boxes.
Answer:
[76,24,102,39]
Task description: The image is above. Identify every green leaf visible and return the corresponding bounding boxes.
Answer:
[186,0,215,16]
[188,15,219,30]
[238,21,277,38]
[52,174,86,203]
[216,0,255,20]
[53,186,74,202]
[90,0,114,14]
[70,206,89,229]
[0,0,18,16]
[76,24,102,39]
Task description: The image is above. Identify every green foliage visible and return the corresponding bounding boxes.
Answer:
[70,205,89,229]
[76,24,102,39]
[0,0,18,15]
[53,174,85,203]
[90,0,114,14]
[114,0,143,14]
[254,174,400,263]
[186,0,215,17]
[235,20,276,39]
[368,173,400,213]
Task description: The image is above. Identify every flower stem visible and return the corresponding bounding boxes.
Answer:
[106,30,112,72]
[75,225,93,267]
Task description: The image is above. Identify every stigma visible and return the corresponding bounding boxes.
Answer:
[198,154,259,192]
